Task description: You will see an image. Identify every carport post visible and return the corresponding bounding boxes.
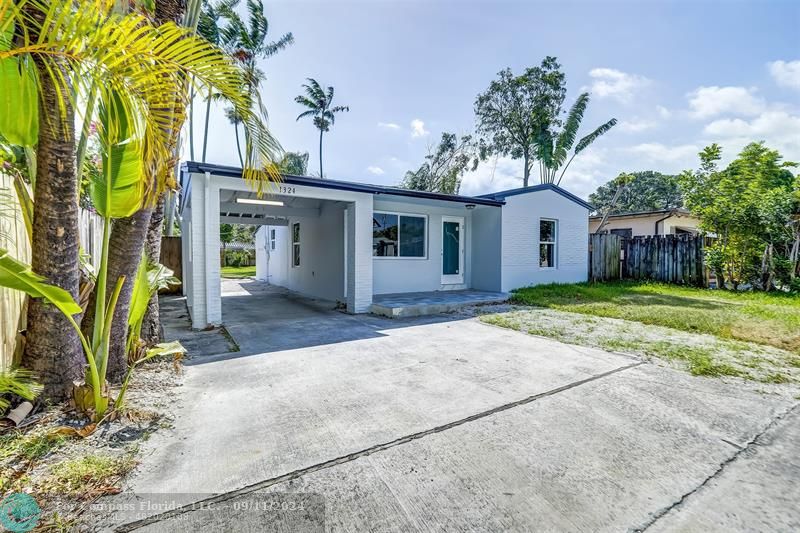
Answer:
[187,171,222,329]
[345,195,373,313]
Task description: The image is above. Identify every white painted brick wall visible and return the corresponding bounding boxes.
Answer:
[346,195,374,313]
[500,188,589,291]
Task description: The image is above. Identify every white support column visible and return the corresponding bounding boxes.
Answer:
[204,177,222,326]
[346,195,373,313]
[187,172,222,329]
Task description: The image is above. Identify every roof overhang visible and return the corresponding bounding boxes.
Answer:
[181,162,505,209]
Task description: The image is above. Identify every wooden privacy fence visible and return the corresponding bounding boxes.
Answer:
[160,236,182,294]
[590,233,706,287]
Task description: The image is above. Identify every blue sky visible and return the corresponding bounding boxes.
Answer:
[187,0,800,199]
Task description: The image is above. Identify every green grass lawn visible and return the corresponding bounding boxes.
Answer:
[509,281,800,354]
[220,265,256,279]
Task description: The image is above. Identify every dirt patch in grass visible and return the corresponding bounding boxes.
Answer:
[479,306,800,385]
[0,359,182,530]
[509,282,800,354]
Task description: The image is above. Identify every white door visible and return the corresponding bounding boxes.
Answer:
[441,216,465,285]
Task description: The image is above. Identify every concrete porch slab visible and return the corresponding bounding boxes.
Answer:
[370,289,508,317]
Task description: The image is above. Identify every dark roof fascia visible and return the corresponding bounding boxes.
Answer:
[587,208,692,221]
[477,183,594,210]
[183,161,504,207]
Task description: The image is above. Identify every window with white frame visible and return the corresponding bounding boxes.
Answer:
[372,212,426,258]
[269,228,276,251]
[291,223,300,267]
[539,219,557,268]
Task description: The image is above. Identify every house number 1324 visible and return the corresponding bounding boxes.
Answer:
[279,185,296,194]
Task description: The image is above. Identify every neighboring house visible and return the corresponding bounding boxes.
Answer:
[180,162,592,329]
[588,208,700,238]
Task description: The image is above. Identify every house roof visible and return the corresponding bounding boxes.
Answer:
[477,183,594,210]
[588,208,693,221]
[182,162,504,207]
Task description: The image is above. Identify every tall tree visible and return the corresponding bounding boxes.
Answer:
[401,132,478,194]
[17,3,84,399]
[219,0,293,166]
[589,171,683,215]
[295,79,349,178]
[474,57,566,187]
[535,92,617,185]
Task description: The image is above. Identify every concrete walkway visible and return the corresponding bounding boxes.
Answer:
[105,280,799,532]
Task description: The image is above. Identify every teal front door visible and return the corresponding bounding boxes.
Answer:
[441,216,464,284]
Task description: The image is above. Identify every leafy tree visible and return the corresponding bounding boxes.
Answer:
[474,57,565,187]
[295,79,350,178]
[680,142,799,290]
[401,132,478,194]
[279,151,310,175]
[475,57,616,187]
[589,171,683,215]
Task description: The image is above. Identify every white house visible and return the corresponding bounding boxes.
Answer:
[180,162,592,329]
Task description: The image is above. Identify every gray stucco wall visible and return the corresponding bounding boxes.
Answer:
[470,206,502,292]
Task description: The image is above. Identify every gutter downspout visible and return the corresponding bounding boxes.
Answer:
[654,210,677,235]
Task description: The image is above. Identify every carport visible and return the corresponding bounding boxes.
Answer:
[179,162,375,329]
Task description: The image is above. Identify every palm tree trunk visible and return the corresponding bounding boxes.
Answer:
[201,95,212,162]
[140,193,166,345]
[234,122,244,167]
[96,0,186,380]
[22,56,83,400]
[318,129,324,178]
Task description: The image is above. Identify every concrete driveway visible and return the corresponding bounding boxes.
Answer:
[108,280,799,532]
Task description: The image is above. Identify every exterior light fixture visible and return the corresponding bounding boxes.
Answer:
[465,204,476,210]
[236,198,284,206]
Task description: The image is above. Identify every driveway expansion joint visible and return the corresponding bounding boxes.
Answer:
[629,401,800,533]
[115,361,644,532]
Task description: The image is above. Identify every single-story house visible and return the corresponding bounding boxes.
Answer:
[179,162,592,329]
[588,208,700,238]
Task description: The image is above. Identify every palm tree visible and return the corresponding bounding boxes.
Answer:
[295,79,349,178]
[219,0,293,166]
[3,0,281,397]
[535,92,617,185]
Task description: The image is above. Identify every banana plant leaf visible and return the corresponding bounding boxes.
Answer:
[0,248,82,317]
[0,57,39,147]
[93,90,144,219]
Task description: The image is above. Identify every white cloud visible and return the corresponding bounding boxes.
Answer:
[703,110,800,159]
[410,119,429,138]
[366,165,385,176]
[656,105,671,119]
[628,143,699,163]
[768,60,800,90]
[460,156,524,196]
[378,122,401,130]
[618,119,657,133]
[686,86,765,119]
[586,68,651,102]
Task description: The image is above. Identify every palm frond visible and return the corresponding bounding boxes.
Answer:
[262,32,293,57]
[296,109,316,121]
[3,0,281,199]
[553,92,589,163]
[575,118,618,154]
